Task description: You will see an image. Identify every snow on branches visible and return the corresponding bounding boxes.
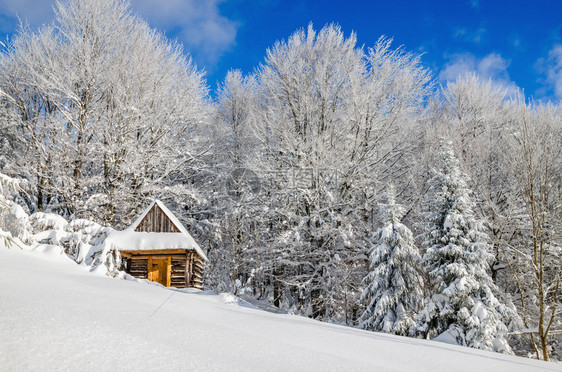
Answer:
[414,143,514,353]
[359,186,424,336]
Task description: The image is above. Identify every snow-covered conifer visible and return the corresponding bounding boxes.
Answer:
[359,185,424,335]
[415,143,513,353]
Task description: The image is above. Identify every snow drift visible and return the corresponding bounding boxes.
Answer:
[0,246,556,371]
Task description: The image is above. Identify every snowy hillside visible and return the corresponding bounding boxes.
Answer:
[1,0,560,361]
[0,247,556,372]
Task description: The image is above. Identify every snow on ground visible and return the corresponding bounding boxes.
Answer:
[0,247,558,372]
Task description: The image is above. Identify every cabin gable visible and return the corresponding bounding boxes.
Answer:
[134,203,180,233]
[107,199,207,289]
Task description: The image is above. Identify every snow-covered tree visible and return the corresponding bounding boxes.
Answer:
[0,0,209,224]
[216,69,258,168]
[438,75,515,283]
[502,102,562,361]
[359,185,424,335]
[248,23,430,322]
[415,143,514,353]
[0,172,32,247]
[0,25,60,212]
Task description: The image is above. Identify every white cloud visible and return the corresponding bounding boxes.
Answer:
[439,54,475,82]
[0,0,54,32]
[0,0,239,70]
[537,44,562,98]
[453,28,467,38]
[469,0,480,9]
[452,26,486,44]
[472,28,486,43]
[134,0,238,69]
[478,53,510,79]
[439,52,520,97]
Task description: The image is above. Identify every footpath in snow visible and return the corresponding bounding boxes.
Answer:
[0,247,558,372]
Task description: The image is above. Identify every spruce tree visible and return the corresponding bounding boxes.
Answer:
[359,186,424,335]
[415,144,513,353]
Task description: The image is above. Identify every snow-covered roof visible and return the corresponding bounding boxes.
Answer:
[105,200,207,261]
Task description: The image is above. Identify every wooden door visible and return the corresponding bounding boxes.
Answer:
[150,259,168,286]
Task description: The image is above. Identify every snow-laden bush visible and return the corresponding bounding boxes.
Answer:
[29,212,68,233]
[0,172,31,248]
[0,202,33,244]
[29,212,116,270]
[0,171,122,277]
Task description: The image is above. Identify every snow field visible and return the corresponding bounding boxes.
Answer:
[0,247,557,372]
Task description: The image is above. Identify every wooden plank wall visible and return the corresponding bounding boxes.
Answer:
[190,255,205,290]
[135,204,180,233]
[171,257,187,287]
[129,258,148,279]
[123,251,204,289]
[171,253,204,289]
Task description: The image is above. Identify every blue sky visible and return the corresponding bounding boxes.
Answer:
[1,0,561,100]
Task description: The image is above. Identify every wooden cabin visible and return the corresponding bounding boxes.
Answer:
[105,200,207,289]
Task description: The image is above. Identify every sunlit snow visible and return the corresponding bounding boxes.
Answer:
[0,246,555,371]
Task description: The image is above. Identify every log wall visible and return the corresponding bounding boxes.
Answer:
[129,258,148,279]
[190,255,204,289]
[122,250,203,289]
[171,257,187,287]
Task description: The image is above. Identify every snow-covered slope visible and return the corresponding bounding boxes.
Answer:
[0,247,556,372]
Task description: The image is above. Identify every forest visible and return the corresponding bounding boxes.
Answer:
[0,0,560,362]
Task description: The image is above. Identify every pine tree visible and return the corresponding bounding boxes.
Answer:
[359,186,424,335]
[415,143,513,353]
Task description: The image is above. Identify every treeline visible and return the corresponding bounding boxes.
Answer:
[0,0,559,361]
